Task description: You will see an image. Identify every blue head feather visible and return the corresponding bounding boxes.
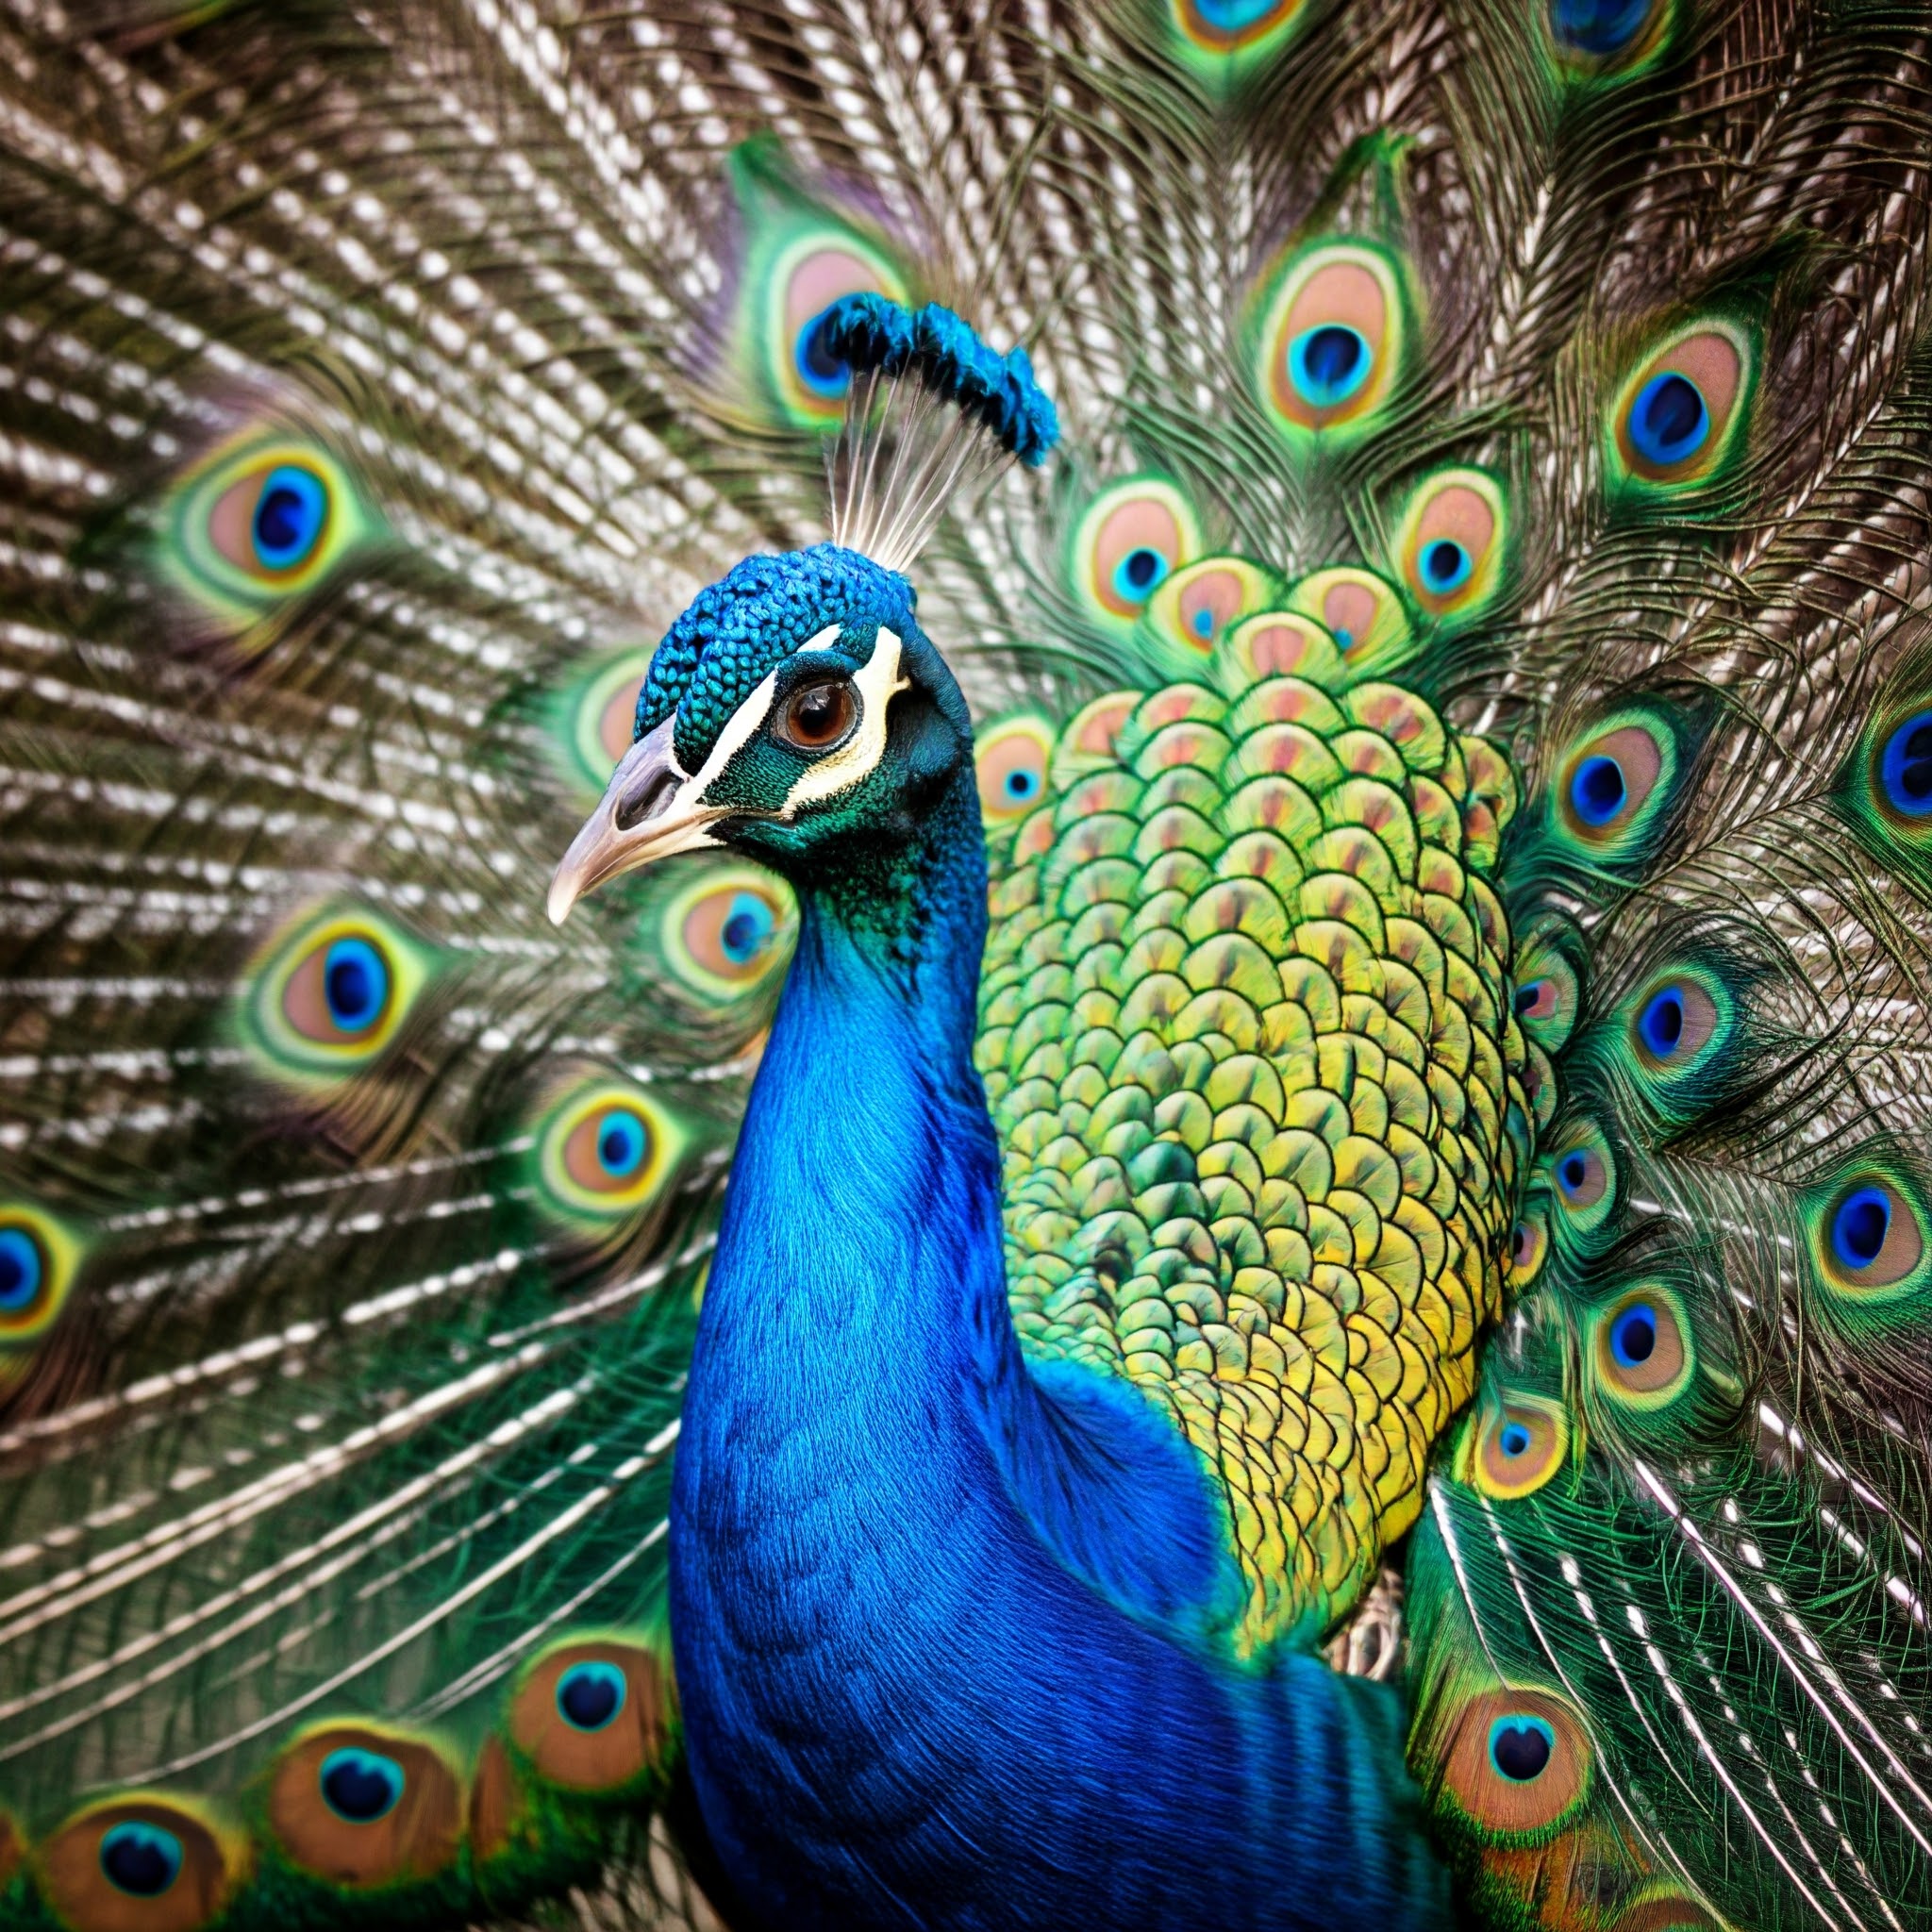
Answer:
[817,292,1059,466]
[633,544,922,769]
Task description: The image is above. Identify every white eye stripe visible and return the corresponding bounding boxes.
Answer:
[780,627,908,817]
[794,622,843,655]
[677,669,781,813]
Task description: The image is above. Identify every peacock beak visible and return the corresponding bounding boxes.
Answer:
[547,715,723,924]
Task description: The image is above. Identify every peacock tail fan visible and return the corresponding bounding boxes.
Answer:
[0,1,1928,1930]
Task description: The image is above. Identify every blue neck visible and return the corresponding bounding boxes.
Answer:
[667,766,1451,1931]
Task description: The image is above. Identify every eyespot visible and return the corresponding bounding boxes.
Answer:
[1557,721,1671,848]
[158,428,375,638]
[761,230,906,428]
[1489,1714,1556,1783]
[508,1638,671,1792]
[1876,710,1932,823]
[1594,1288,1692,1403]
[775,678,858,752]
[43,1799,241,1932]
[1471,1395,1569,1499]
[1148,557,1273,655]
[242,907,429,1087]
[975,716,1058,825]
[1822,1179,1924,1289]
[1549,0,1663,61]
[282,931,391,1042]
[658,867,794,1003]
[1545,1124,1616,1240]
[1287,567,1411,674]
[1173,0,1307,55]
[1437,1688,1591,1837]
[533,1078,687,1226]
[1394,472,1506,623]
[1257,245,1405,436]
[1072,478,1201,627]
[1507,1212,1549,1287]
[1631,977,1719,1069]
[270,1725,460,1886]
[320,1747,405,1824]
[556,1660,628,1733]
[1611,327,1748,490]
[99,1821,183,1897]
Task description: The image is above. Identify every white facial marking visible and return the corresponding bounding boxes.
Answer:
[780,626,910,817]
[794,622,843,655]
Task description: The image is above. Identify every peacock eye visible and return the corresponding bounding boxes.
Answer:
[775,679,858,752]
[974,717,1058,826]
[319,1746,405,1824]
[1549,0,1659,59]
[283,932,393,1043]
[1594,1288,1692,1402]
[1487,1714,1556,1783]
[532,1078,687,1229]
[1394,472,1506,624]
[1824,1181,1923,1287]
[1472,1396,1568,1499]
[1072,478,1200,626]
[1612,328,1746,489]
[1632,978,1717,1066]
[1561,724,1663,838]
[1257,244,1404,437]
[98,1822,183,1898]
[0,1224,46,1317]
[555,1660,629,1733]
[563,1104,652,1192]
[1877,711,1932,821]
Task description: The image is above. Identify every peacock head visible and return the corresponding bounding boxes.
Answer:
[547,544,973,924]
[548,294,1056,926]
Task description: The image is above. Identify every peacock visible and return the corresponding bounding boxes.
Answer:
[0,0,1928,1926]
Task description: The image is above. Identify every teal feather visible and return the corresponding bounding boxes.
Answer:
[0,1,1930,1927]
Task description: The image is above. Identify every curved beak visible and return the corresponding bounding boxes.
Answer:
[547,715,722,924]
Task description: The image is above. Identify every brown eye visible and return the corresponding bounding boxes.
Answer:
[777,680,858,751]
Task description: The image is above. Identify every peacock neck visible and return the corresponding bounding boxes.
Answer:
[688,758,1021,1483]
[667,762,1451,1931]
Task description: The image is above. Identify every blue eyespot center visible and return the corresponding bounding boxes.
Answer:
[1420,539,1473,595]
[1550,0,1654,55]
[1289,325,1372,409]
[1638,987,1685,1058]
[251,464,329,572]
[1002,767,1041,803]
[320,1747,405,1824]
[1557,1152,1590,1194]
[323,936,390,1035]
[1498,1421,1532,1458]
[795,309,851,398]
[719,892,775,966]
[99,1821,184,1897]
[1190,606,1214,639]
[1514,982,1543,1017]
[1609,1302,1657,1368]
[1629,371,1710,470]
[556,1659,629,1732]
[595,1110,647,1179]
[1488,1716,1556,1782]
[0,1227,43,1312]
[1832,1186,1892,1271]
[1193,0,1289,29]
[1571,753,1627,825]
[1111,545,1169,602]
[1879,713,1932,817]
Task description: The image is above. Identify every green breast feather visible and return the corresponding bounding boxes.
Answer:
[977,573,1525,1654]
